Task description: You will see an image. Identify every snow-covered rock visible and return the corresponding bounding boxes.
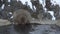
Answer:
[20,0,33,10]
[48,11,56,20]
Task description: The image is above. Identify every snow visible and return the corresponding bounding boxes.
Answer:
[52,16,56,21]
[39,0,60,7]
[51,0,60,6]
[48,11,54,16]
[33,6,36,12]
[19,0,46,11]
[40,0,59,20]
[39,0,46,7]
[34,6,36,10]
[1,4,5,10]
[16,0,60,11]
[10,16,13,19]
[9,12,12,15]
[48,11,56,20]
[9,12,13,19]
[8,0,11,2]
[43,8,47,12]
[20,0,33,9]
[1,0,60,10]
[1,0,59,20]
[8,5,10,6]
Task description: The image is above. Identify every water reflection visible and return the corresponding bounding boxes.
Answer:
[0,24,60,34]
[8,24,37,34]
[13,24,34,34]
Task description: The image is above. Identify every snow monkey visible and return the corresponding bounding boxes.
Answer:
[13,9,32,25]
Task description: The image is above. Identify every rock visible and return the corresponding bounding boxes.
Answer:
[55,20,60,26]
[0,19,11,26]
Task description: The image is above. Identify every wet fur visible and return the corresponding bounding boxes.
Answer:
[13,9,32,25]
